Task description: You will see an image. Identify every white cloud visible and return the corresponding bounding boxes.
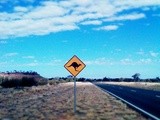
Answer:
[85,57,113,65]
[138,58,152,64]
[105,13,146,22]
[149,51,159,57]
[85,57,154,66]
[14,6,29,12]
[142,7,150,11]
[94,25,119,31]
[137,50,159,57]
[113,0,160,8]
[45,59,62,66]
[4,52,18,57]
[81,20,102,25]
[17,59,38,67]
[25,62,39,66]
[15,61,38,67]
[24,2,67,19]
[115,49,122,52]
[136,49,145,55]
[0,0,160,39]
[22,56,35,59]
[62,40,68,43]
[120,58,153,65]
[120,58,133,65]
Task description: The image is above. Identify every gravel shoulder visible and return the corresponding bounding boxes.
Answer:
[0,82,146,120]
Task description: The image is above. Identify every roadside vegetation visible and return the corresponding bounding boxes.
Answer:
[0,71,157,119]
[0,71,159,88]
[0,71,47,88]
[0,82,146,120]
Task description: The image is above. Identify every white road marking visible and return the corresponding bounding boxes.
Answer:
[131,90,136,92]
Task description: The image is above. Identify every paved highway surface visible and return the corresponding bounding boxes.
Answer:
[95,83,160,120]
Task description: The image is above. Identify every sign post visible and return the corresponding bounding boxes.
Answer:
[64,55,86,113]
[74,77,76,113]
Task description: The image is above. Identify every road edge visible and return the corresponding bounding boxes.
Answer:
[92,83,159,120]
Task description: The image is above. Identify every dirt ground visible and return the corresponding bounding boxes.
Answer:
[0,82,146,120]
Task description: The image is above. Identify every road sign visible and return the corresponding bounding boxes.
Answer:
[64,55,86,113]
[64,55,86,77]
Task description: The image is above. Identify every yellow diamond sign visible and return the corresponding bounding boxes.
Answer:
[64,55,86,77]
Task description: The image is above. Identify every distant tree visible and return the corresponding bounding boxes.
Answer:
[132,73,140,82]
[103,77,109,82]
[14,70,18,73]
[6,71,10,74]
[78,78,85,82]
[156,77,160,82]
[67,75,73,78]
[120,78,124,82]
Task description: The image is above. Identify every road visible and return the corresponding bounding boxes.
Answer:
[95,83,160,120]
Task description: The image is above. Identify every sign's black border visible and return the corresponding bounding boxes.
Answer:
[64,55,86,77]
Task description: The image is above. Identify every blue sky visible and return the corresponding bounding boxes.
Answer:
[0,0,160,78]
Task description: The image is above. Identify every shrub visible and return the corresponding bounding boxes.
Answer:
[1,77,38,88]
[1,78,20,88]
[37,78,48,85]
[65,78,74,82]
[21,77,38,87]
[0,77,3,85]
[48,79,60,85]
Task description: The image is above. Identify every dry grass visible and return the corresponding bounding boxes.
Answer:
[100,82,160,91]
[0,82,146,120]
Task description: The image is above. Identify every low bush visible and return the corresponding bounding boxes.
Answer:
[1,79,20,88]
[0,77,3,85]
[48,79,60,85]
[37,78,48,85]
[48,79,67,85]
[21,77,38,87]
[65,78,74,82]
[1,77,38,88]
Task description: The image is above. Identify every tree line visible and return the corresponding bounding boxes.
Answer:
[50,73,160,83]
[0,70,39,76]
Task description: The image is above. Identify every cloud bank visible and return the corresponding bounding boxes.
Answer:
[0,0,160,39]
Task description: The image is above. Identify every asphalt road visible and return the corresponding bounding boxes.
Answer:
[95,83,160,119]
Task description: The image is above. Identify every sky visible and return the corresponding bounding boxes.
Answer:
[0,0,160,79]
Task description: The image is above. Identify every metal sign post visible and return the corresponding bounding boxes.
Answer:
[64,55,86,113]
[74,77,76,113]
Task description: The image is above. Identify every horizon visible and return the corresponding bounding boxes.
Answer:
[0,0,160,79]
[0,70,159,80]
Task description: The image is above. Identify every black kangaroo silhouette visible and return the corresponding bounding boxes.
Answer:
[67,62,81,71]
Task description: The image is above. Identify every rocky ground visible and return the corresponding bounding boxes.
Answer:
[0,82,146,120]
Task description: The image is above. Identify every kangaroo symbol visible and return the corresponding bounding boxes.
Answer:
[67,62,81,71]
